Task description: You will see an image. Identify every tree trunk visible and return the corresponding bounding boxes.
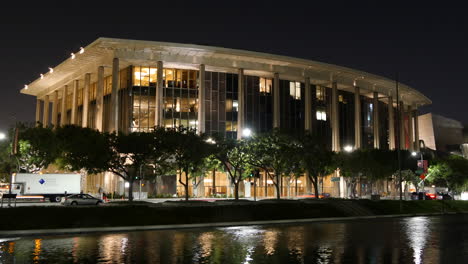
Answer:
[313,175,319,199]
[128,177,134,202]
[184,168,189,201]
[212,168,216,196]
[234,181,239,200]
[275,174,281,200]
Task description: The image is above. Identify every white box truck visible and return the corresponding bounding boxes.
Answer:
[10,173,82,202]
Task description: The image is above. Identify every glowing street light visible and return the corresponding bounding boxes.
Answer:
[0,132,6,140]
[205,137,216,144]
[242,128,252,138]
[344,145,353,152]
[411,151,417,157]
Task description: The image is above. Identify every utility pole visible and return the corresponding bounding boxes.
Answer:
[396,73,403,212]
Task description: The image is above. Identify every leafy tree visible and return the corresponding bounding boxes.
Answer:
[337,149,365,198]
[56,125,172,202]
[338,149,401,197]
[428,155,468,194]
[201,155,223,196]
[18,126,59,172]
[299,133,336,199]
[165,127,213,201]
[55,125,112,175]
[0,136,16,183]
[212,137,250,200]
[245,130,295,200]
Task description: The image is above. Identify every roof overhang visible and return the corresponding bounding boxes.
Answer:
[21,37,431,106]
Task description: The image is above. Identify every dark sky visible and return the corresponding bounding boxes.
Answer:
[1,1,467,132]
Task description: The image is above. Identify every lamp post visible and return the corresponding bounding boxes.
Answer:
[412,151,425,199]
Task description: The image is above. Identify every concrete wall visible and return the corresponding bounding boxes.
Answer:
[418,113,436,150]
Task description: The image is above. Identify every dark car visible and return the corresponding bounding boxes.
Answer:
[411,192,436,200]
[436,192,453,200]
[62,194,103,206]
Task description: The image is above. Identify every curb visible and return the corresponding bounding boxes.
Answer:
[0,212,464,238]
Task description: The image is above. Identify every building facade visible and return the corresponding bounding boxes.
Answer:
[418,113,466,155]
[22,38,431,198]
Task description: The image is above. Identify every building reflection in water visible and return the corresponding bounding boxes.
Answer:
[98,233,129,263]
[1,215,461,263]
[403,216,430,264]
[32,238,41,263]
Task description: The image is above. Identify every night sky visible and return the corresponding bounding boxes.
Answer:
[1,1,467,132]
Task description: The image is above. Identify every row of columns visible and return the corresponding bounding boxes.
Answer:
[37,60,119,132]
[35,59,420,151]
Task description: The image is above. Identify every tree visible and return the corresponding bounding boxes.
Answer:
[56,125,172,202]
[299,133,336,199]
[0,135,16,183]
[338,149,400,198]
[166,127,213,201]
[245,130,295,200]
[18,126,59,172]
[55,125,112,175]
[212,137,250,200]
[201,155,223,197]
[428,155,468,195]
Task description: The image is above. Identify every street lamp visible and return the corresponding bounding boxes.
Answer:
[205,137,216,144]
[0,132,6,140]
[344,145,353,152]
[242,128,252,138]
[412,151,425,199]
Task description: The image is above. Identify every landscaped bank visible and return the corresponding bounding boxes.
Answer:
[1,200,467,232]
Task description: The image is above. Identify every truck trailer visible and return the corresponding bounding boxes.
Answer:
[10,173,82,202]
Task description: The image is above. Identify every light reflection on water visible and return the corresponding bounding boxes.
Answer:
[1,215,467,263]
[403,217,430,264]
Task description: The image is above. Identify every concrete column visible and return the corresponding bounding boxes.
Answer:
[414,108,420,151]
[71,80,78,125]
[399,101,406,150]
[331,81,340,152]
[373,92,380,149]
[110,58,120,133]
[273,72,280,128]
[95,66,105,131]
[354,86,361,149]
[388,96,395,150]
[408,105,414,151]
[35,99,42,126]
[82,73,90,128]
[197,64,206,134]
[51,90,59,128]
[43,95,50,127]
[60,85,68,127]
[155,61,163,127]
[304,77,312,131]
[237,68,245,140]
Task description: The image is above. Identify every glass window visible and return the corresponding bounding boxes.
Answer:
[316,86,325,101]
[259,77,272,93]
[316,109,327,121]
[289,81,301,100]
[133,67,152,87]
[165,69,175,87]
[232,100,239,112]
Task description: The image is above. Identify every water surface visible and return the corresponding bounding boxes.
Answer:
[1,215,467,263]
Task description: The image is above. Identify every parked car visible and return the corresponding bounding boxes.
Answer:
[436,192,453,200]
[410,192,436,200]
[62,194,103,206]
